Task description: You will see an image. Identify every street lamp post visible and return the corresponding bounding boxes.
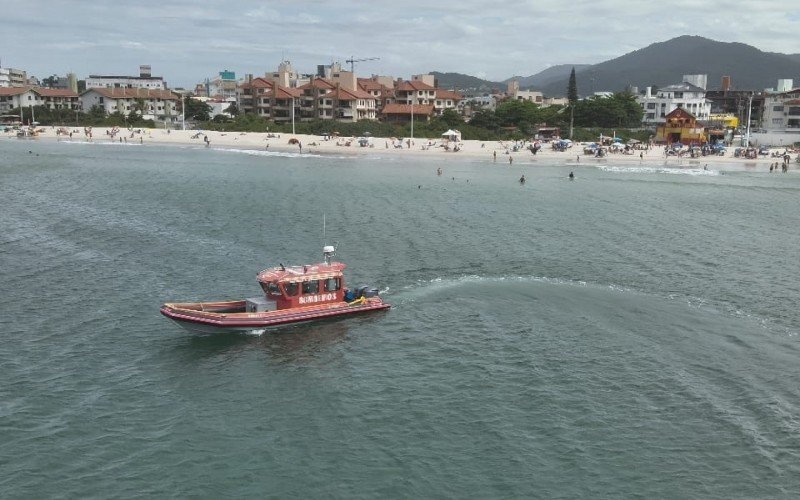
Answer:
[744,92,753,147]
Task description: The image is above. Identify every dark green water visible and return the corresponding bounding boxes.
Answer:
[2,139,799,498]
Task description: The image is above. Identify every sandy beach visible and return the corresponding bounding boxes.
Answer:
[5,126,799,172]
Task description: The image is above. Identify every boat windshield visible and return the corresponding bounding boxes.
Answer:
[260,281,283,298]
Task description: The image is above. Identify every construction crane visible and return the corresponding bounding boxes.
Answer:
[345,56,380,74]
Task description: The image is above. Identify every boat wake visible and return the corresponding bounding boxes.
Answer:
[390,273,795,336]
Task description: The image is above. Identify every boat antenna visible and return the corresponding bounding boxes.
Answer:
[322,213,335,265]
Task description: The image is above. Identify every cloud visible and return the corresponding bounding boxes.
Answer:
[1,0,798,86]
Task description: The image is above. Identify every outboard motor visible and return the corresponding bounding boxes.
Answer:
[357,285,380,298]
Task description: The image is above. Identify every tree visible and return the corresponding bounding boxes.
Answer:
[183,97,212,121]
[439,108,463,128]
[88,104,106,121]
[468,109,499,131]
[224,102,239,117]
[567,67,578,105]
[567,67,578,138]
[128,98,147,122]
[495,99,541,134]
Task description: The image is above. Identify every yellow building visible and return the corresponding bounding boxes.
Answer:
[655,108,706,144]
[708,113,739,129]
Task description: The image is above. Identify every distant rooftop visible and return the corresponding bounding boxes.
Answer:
[88,75,164,80]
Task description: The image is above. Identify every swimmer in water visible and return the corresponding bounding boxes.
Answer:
[519,174,525,185]
[569,171,574,180]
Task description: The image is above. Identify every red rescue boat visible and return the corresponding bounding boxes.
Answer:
[160,246,390,334]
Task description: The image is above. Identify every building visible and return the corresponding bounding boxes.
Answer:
[329,86,376,121]
[238,76,274,115]
[637,79,711,126]
[705,89,763,134]
[392,80,462,116]
[0,87,81,114]
[255,77,377,123]
[256,86,303,123]
[41,73,78,93]
[202,70,237,99]
[296,78,337,120]
[506,80,544,104]
[381,103,435,123]
[264,61,304,88]
[434,89,463,114]
[760,88,800,132]
[654,108,707,144]
[193,96,237,118]
[80,88,179,122]
[0,66,28,87]
[86,65,166,90]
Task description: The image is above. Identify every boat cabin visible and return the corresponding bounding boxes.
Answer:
[254,262,347,311]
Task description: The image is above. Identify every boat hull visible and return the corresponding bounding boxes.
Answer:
[160,298,390,334]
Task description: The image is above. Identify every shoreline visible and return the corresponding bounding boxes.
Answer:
[4,126,799,172]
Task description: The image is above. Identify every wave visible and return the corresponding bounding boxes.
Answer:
[57,140,142,147]
[598,165,719,176]
[212,147,333,159]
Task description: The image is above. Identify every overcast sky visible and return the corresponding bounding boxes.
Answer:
[2,0,798,87]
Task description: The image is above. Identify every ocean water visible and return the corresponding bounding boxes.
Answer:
[1,139,799,498]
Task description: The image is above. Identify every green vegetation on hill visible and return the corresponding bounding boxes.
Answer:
[539,36,800,96]
[430,71,502,91]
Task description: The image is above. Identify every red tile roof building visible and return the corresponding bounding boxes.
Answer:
[80,88,180,122]
[254,78,377,122]
[238,77,274,115]
[0,86,81,113]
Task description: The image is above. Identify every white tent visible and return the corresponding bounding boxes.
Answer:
[441,129,462,142]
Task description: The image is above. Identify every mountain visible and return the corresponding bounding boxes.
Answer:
[507,64,591,90]
[430,72,502,92]
[537,36,800,97]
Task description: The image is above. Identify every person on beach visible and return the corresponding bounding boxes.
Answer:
[493,151,497,162]
[509,156,513,165]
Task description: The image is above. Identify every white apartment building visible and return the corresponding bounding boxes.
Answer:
[0,87,80,114]
[761,87,800,132]
[80,88,179,122]
[637,81,711,125]
[0,67,28,87]
[86,65,166,90]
